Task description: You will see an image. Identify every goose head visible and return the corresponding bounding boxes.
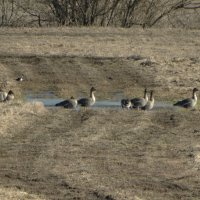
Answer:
[90,87,96,93]
[8,90,14,95]
[191,88,198,101]
[193,88,198,93]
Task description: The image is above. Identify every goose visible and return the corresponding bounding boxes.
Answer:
[173,88,198,108]
[78,87,96,108]
[64,96,77,109]
[55,96,77,109]
[5,90,14,101]
[131,88,148,109]
[142,90,154,110]
[0,89,7,102]
[121,99,132,109]
[16,74,24,82]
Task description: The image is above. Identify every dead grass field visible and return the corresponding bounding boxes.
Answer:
[0,27,200,59]
[0,27,200,200]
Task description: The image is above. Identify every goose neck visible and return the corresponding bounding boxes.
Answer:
[151,97,155,104]
[193,91,197,101]
[150,92,154,101]
[90,91,95,102]
[73,98,78,105]
[144,92,148,101]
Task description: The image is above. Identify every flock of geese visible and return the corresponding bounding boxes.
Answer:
[55,87,199,110]
[0,74,198,110]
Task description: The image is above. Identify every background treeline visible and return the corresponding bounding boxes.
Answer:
[1,0,200,28]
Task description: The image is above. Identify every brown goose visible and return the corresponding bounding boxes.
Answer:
[0,81,8,101]
[0,89,7,102]
[142,90,154,110]
[174,88,198,108]
[5,90,14,101]
[78,87,96,107]
[55,96,77,109]
[131,88,148,109]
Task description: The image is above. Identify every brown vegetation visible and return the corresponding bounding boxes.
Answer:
[0,27,200,99]
[0,27,200,199]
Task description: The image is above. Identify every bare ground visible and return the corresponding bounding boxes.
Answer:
[0,104,200,200]
[0,27,200,200]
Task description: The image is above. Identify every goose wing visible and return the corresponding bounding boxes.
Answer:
[131,97,146,107]
[0,91,7,101]
[55,99,71,107]
[64,101,74,108]
[78,98,90,107]
[173,98,193,108]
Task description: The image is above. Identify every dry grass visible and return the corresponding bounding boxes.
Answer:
[0,27,200,200]
[0,27,200,100]
[0,27,200,59]
[0,187,45,200]
[0,101,47,137]
[0,108,200,199]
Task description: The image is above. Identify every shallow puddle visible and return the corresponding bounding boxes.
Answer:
[26,96,173,109]
[26,97,120,108]
[26,91,122,108]
[25,91,174,110]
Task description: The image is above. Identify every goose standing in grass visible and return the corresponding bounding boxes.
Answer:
[16,74,24,82]
[142,90,154,110]
[55,96,77,109]
[121,99,132,109]
[5,90,14,101]
[0,89,7,102]
[78,87,96,108]
[173,88,198,108]
[131,88,148,109]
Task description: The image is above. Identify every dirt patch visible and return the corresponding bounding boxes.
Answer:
[0,108,200,199]
[0,27,200,199]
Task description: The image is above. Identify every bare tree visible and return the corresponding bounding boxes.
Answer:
[0,0,15,26]
[47,0,200,28]
[16,0,52,27]
[0,0,200,27]
[142,0,200,28]
[120,0,141,27]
